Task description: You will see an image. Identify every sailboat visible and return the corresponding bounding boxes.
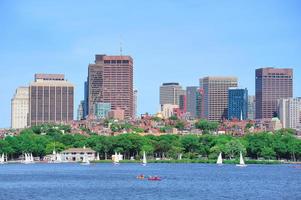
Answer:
[81,152,90,165]
[23,153,33,164]
[96,153,100,161]
[236,152,247,167]
[113,152,119,165]
[0,153,5,164]
[142,151,147,166]
[216,152,223,165]
[56,153,62,163]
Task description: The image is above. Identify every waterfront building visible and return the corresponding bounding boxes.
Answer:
[61,147,96,162]
[278,98,301,129]
[248,96,256,120]
[201,76,238,121]
[29,74,74,126]
[186,86,198,118]
[255,67,293,119]
[160,83,185,107]
[88,54,133,118]
[108,107,125,121]
[228,88,248,120]
[94,102,111,119]
[11,87,29,129]
[77,101,84,120]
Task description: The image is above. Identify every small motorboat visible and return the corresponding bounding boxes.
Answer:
[136,174,145,180]
[148,176,161,181]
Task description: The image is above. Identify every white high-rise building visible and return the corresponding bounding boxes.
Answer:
[11,87,29,129]
[278,98,301,130]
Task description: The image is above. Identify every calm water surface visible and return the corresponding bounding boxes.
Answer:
[0,163,300,200]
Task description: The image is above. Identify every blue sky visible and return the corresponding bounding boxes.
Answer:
[0,0,300,128]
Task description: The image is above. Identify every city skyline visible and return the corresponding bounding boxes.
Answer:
[1,0,301,128]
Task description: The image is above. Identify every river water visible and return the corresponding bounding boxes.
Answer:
[0,163,300,200]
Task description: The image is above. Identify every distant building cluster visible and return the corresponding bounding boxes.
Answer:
[158,67,297,130]
[9,54,299,133]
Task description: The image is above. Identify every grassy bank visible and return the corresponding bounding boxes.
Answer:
[92,159,282,165]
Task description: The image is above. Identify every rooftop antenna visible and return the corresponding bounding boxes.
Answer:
[119,35,123,56]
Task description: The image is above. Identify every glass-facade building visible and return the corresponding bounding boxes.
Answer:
[228,88,248,120]
[93,103,111,119]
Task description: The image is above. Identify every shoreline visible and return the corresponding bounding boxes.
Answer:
[3,159,300,165]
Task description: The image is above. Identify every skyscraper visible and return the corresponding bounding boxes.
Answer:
[83,80,89,119]
[255,67,293,119]
[160,83,185,106]
[278,98,301,129]
[133,89,138,119]
[29,74,74,126]
[186,86,198,118]
[88,54,133,118]
[228,88,248,120]
[11,87,29,129]
[202,77,238,121]
[196,88,205,119]
[248,96,256,120]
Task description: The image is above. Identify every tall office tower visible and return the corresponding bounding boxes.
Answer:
[77,100,84,120]
[160,83,185,107]
[186,86,198,118]
[179,94,187,113]
[83,80,89,119]
[228,88,248,120]
[11,87,29,129]
[255,67,293,119]
[201,77,238,121]
[29,74,74,126]
[88,54,133,118]
[248,96,256,120]
[278,98,301,129]
[196,88,205,119]
[133,89,138,119]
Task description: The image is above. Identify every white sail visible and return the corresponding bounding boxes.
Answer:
[56,153,62,162]
[114,152,119,164]
[53,149,56,155]
[236,151,247,167]
[239,152,245,165]
[0,153,4,164]
[96,153,100,161]
[142,151,147,165]
[30,153,34,162]
[81,152,90,165]
[217,152,223,165]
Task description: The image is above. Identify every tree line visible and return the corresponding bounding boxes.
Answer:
[0,124,300,161]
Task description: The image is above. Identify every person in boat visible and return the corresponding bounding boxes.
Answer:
[148,175,161,181]
[136,174,145,179]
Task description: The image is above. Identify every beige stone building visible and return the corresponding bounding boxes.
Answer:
[11,87,29,129]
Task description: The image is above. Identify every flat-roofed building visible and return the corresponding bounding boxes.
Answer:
[160,83,185,107]
[201,77,238,121]
[29,74,74,126]
[255,67,293,119]
[88,55,133,118]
